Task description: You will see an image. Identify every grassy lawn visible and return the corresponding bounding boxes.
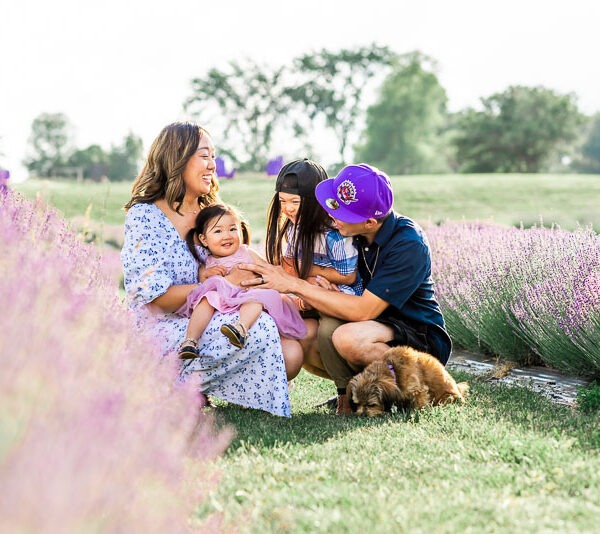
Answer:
[199,370,599,532]
[13,174,600,245]
[13,178,132,225]
[12,174,600,531]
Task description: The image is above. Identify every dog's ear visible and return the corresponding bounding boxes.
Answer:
[379,379,403,411]
[347,377,358,411]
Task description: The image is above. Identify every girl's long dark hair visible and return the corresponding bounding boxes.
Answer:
[185,204,250,262]
[265,160,331,280]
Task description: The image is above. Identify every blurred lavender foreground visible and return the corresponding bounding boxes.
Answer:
[429,222,600,377]
[0,189,231,531]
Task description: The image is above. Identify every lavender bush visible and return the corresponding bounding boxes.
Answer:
[0,190,231,531]
[428,222,600,377]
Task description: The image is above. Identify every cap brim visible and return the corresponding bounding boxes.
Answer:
[315,179,366,223]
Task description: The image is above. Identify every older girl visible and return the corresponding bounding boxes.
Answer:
[264,159,362,378]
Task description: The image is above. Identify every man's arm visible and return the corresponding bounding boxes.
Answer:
[239,263,388,321]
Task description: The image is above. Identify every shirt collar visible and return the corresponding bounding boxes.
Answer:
[354,212,396,249]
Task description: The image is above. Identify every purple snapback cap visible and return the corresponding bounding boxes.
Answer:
[315,164,393,223]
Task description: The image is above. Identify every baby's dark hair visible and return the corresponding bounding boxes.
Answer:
[185,203,250,262]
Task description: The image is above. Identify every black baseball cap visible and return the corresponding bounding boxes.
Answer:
[275,159,328,197]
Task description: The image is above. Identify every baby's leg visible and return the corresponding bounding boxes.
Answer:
[179,299,215,359]
[220,301,263,349]
[238,301,263,332]
[186,299,215,340]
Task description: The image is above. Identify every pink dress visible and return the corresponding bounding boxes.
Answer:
[179,245,307,339]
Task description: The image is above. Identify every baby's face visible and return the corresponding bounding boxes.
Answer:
[278,192,301,224]
[200,213,241,258]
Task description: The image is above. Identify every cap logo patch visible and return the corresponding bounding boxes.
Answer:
[337,180,358,205]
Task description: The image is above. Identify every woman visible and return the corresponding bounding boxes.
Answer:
[121,121,300,417]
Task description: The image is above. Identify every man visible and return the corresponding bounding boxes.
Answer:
[241,163,451,414]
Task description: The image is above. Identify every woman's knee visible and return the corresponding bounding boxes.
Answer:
[281,337,304,380]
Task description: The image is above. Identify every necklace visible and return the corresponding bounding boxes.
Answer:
[180,204,198,215]
[361,245,380,279]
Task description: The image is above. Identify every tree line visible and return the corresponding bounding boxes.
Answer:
[24,44,600,179]
[23,113,143,181]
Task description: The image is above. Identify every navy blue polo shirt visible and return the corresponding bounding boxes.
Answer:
[354,212,452,363]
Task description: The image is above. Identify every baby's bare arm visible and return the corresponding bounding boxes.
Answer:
[199,265,228,282]
[225,265,256,286]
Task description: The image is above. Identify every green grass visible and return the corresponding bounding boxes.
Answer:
[13,174,600,245]
[13,178,132,225]
[12,174,600,531]
[200,371,599,533]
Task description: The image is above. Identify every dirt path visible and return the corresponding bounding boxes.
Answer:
[448,350,592,407]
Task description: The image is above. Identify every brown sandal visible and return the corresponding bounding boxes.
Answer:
[178,338,199,359]
[220,321,248,349]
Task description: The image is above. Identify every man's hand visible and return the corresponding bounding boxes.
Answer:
[238,262,299,293]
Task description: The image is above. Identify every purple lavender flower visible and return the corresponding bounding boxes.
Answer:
[0,189,231,531]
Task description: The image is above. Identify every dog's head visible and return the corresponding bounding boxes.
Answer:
[347,361,402,416]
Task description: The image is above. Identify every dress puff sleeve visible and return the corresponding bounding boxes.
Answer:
[121,203,193,310]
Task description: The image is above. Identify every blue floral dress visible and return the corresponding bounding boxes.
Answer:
[121,203,291,417]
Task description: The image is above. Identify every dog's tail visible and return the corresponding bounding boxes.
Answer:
[457,382,470,399]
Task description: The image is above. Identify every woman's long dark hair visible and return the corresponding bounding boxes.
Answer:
[185,204,250,263]
[265,160,331,280]
[124,121,219,213]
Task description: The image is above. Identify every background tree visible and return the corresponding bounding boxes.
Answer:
[67,144,108,181]
[452,86,583,173]
[23,113,74,177]
[185,59,289,171]
[107,132,143,181]
[572,114,600,173]
[355,52,449,174]
[286,44,395,166]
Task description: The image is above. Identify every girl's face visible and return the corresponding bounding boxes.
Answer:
[182,133,216,198]
[279,192,302,224]
[199,212,242,258]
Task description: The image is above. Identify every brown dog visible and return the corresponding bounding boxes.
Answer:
[347,346,469,416]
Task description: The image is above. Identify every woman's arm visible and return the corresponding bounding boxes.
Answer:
[149,284,200,313]
[122,205,201,315]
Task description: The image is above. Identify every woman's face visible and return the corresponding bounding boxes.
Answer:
[278,192,302,224]
[182,133,216,198]
[199,213,242,258]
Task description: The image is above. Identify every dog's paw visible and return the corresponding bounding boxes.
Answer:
[457,382,470,398]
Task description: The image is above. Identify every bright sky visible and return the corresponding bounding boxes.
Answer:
[2,0,600,181]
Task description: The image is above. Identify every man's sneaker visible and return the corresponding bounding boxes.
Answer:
[314,396,338,410]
